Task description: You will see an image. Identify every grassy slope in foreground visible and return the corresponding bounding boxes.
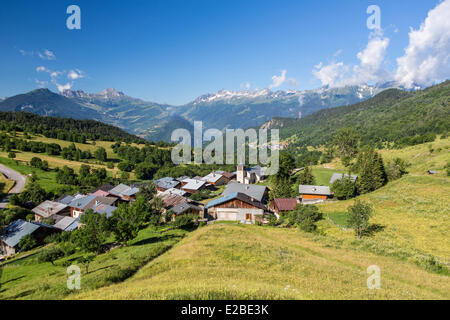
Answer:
[76,223,449,300]
[0,226,188,300]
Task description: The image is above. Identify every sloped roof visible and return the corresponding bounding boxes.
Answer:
[298,185,332,196]
[92,203,118,218]
[172,202,203,215]
[182,179,206,191]
[329,173,358,185]
[221,172,236,179]
[122,187,140,196]
[55,195,75,205]
[109,183,131,196]
[90,183,114,193]
[160,188,187,197]
[202,172,225,184]
[54,216,79,231]
[206,192,267,210]
[159,193,187,209]
[247,166,268,177]
[1,220,56,248]
[32,200,68,218]
[68,195,97,210]
[223,182,267,202]
[272,198,298,211]
[155,177,180,190]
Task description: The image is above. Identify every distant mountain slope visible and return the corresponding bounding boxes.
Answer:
[270,80,450,148]
[0,84,396,142]
[0,111,146,143]
[0,89,100,120]
[174,85,384,130]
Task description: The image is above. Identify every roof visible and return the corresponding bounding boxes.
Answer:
[272,198,298,211]
[89,189,111,197]
[159,193,187,209]
[329,173,358,185]
[32,200,68,218]
[247,166,268,177]
[109,183,131,196]
[55,195,75,205]
[68,195,97,210]
[202,172,225,184]
[223,182,267,202]
[155,177,180,190]
[90,183,114,193]
[54,216,79,231]
[298,185,332,196]
[206,192,267,210]
[182,179,207,191]
[160,188,187,197]
[171,202,203,215]
[0,220,56,248]
[122,187,140,196]
[92,203,118,218]
[221,172,236,179]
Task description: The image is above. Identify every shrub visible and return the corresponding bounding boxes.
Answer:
[331,176,356,200]
[18,234,37,251]
[38,247,64,265]
[347,200,373,240]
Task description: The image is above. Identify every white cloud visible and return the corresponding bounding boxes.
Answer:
[313,30,390,87]
[68,69,84,80]
[35,79,48,88]
[395,0,450,88]
[55,82,72,92]
[38,49,56,60]
[269,70,299,89]
[36,66,48,72]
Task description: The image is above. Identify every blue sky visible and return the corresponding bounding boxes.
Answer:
[0,0,448,105]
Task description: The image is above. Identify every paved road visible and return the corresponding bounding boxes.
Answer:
[0,164,27,209]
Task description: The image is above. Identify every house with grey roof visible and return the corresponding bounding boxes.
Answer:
[329,173,358,185]
[32,200,71,222]
[181,178,208,194]
[109,183,140,201]
[298,185,333,203]
[0,220,59,256]
[201,171,229,186]
[222,181,268,203]
[205,192,269,223]
[155,177,180,192]
[54,216,79,232]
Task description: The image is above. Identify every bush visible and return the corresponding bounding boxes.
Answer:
[282,205,322,232]
[347,200,373,240]
[386,158,410,181]
[18,234,37,251]
[173,214,199,230]
[331,176,356,200]
[38,247,64,265]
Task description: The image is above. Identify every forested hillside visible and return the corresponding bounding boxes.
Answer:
[273,81,450,151]
[0,112,146,143]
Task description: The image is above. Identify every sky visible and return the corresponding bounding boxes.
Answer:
[0,0,449,105]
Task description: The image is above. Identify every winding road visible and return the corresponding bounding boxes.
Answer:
[0,164,27,209]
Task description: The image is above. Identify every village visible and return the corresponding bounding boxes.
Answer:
[0,164,353,257]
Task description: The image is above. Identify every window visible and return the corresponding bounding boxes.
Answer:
[246,213,252,221]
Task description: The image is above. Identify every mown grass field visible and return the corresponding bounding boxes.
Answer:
[0,226,188,300]
[75,223,449,300]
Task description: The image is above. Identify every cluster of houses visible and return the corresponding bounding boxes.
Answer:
[0,166,357,257]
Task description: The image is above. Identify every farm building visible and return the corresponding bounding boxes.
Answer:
[206,192,270,223]
[53,216,79,232]
[222,181,268,203]
[32,200,71,222]
[298,185,332,203]
[329,173,358,185]
[88,183,115,197]
[270,198,300,215]
[0,220,59,256]
[67,195,118,219]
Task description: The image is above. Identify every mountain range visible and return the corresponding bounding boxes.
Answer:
[0,83,400,141]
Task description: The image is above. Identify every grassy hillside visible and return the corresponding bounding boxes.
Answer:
[76,223,449,300]
[75,139,449,300]
[0,226,188,300]
[276,81,450,149]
